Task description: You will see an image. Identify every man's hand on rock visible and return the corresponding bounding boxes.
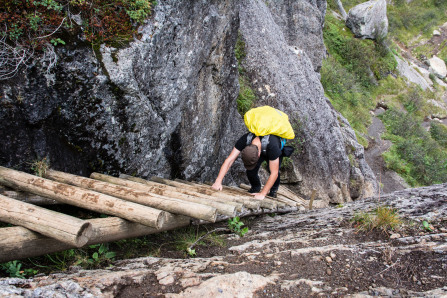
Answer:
[211,182,222,191]
[251,193,265,200]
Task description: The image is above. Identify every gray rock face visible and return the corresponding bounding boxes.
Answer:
[0,0,376,203]
[395,55,432,91]
[240,0,376,203]
[267,0,327,72]
[0,0,244,183]
[346,0,388,39]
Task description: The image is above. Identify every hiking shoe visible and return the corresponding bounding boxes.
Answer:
[248,187,261,194]
[268,190,277,198]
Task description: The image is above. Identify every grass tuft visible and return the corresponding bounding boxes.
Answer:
[352,205,402,233]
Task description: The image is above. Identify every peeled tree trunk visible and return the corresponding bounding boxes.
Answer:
[151,176,262,209]
[0,166,166,229]
[46,170,218,222]
[119,174,244,212]
[0,194,92,247]
[0,214,191,263]
[90,172,236,217]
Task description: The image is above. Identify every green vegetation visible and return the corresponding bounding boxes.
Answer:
[328,0,447,46]
[380,108,447,186]
[323,1,447,186]
[430,122,447,148]
[352,205,402,233]
[31,156,50,177]
[37,243,116,272]
[172,226,208,253]
[289,113,307,154]
[81,244,116,268]
[388,0,447,45]
[235,32,256,115]
[0,0,155,45]
[172,226,227,257]
[422,220,434,231]
[0,0,155,79]
[280,157,292,170]
[0,235,140,277]
[228,216,248,237]
[322,13,397,147]
[237,76,256,115]
[0,261,37,278]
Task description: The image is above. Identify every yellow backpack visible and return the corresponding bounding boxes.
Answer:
[244,106,295,139]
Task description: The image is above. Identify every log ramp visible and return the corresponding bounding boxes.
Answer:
[0,166,307,262]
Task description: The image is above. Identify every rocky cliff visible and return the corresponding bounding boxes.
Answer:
[0,0,376,204]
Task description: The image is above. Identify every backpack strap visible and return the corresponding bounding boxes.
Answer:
[261,135,270,155]
[280,138,286,150]
[246,132,254,146]
[248,134,284,155]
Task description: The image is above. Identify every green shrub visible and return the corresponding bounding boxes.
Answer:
[0,0,156,64]
[0,261,38,278]
[234,32,255,115]
[430,122,447,148]
[380,108,447,186]
[321,56,373,135]
[228,216,248,237]
[237,76,255,115]
[31,157,50,177]
[322,13,398,144]
[323,14,396,88]
[380,109,425,139]
[388,0,447,44]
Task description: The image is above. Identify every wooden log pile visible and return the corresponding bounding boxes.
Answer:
[0,166,306,262]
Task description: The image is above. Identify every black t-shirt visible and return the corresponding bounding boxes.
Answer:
[235,133,282,161]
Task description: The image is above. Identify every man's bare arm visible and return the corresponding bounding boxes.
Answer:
[211,147,240,191]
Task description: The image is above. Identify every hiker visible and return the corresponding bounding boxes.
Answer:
[211,133,284,200]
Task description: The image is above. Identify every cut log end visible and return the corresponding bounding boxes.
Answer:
[157,211,167,229]
[75,222,93,247]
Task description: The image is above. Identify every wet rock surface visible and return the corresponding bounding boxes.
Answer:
[1,184,445,297]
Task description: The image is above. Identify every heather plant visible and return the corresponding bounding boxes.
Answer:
[0,0,155,79]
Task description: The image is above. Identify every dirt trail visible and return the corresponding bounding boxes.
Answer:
[364,109,408,194]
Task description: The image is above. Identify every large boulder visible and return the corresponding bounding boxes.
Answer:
[395,56,432,91]
[346,0,388,39]
[429,55,447,79]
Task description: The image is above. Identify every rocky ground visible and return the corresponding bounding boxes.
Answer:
[1,183,446,297]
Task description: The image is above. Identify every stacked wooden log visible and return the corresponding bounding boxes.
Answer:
[0,166,305,262]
